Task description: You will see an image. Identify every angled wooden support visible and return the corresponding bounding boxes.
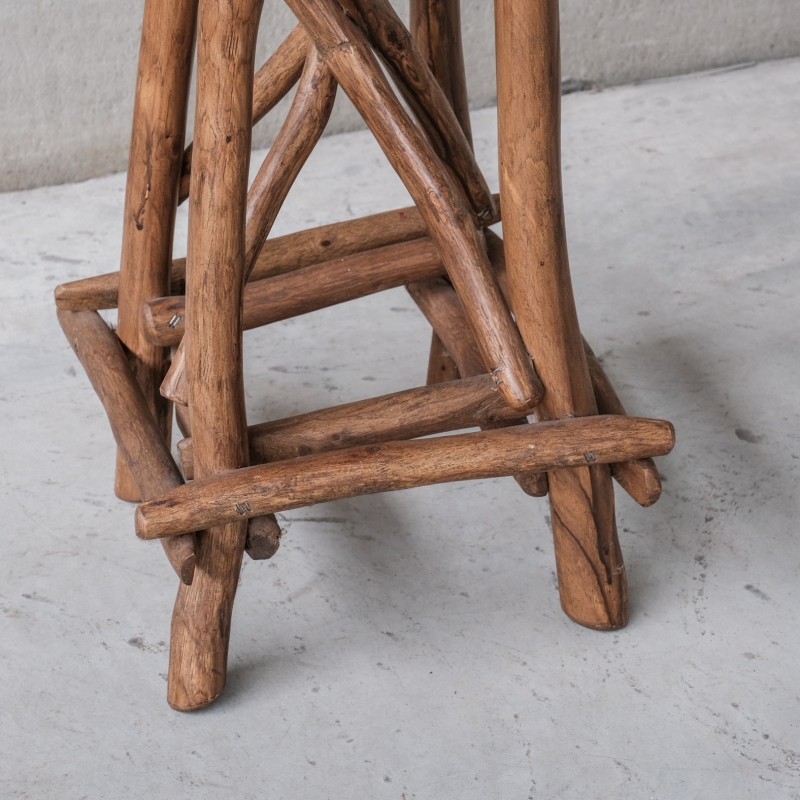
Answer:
[136,416,675,541]
[496,0,630,629]
[244,45,338,276]
[285,0,539,412]
[57,309,196,585]
[163,43,338,402]
[410,0,471,387]
[410,0,472,144]
[348,0,496,222]
[177,24,310,202]
[147,237,445,347]
[113,0,199,502]
[167,0,264,713]
[178,373,525,478]
[407,277,548,497]
[486,228,662,507]
[584,344,663,507]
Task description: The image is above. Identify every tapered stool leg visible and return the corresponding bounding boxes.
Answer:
[167,0,264,711]
[114,0,199,501]
[495,0,628,629]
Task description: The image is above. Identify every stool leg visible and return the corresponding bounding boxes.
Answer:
[167,0,264,711]
[410,0,472,143]
[410,0,467,386]
[495,0,628,629]
[114,0,199,501]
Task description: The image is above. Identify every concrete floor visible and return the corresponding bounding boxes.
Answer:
[1,58,799,799]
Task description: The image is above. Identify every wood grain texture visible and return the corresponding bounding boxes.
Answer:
[487,228,659,504]
[113,0,199,502]
[57,309,196,584]
[410,0,471,144]
[178,373,525,478]
[177,24,309,202]
[53,198,498,312]
[245,514,283,560]
[244,45,337,277]
[496,0,628,629]
[410,0,470,388]
[285,0,538,412]
[426,332,460,385]
[584,343,663,507]
[350,0,495,222]
[146,237,445,346]
[163,43,338,401]
[167,0,264,713]
[137,416,675,540]
[407,277,548,497]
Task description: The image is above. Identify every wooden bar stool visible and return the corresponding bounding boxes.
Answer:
[55,0,674,711]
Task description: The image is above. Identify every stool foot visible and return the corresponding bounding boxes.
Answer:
[168,524,247,711]
[549,467,628,630]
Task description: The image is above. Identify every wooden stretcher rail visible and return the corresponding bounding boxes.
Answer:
[584,343,663,507]
[54,198,497,313]
[407,276,548,497]
[136,415,675,541]
[178,373,524,478]
[145,237,446,346]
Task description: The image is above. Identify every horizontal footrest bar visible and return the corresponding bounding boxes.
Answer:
[136,414,675,541]
[144,237,445,347]
[178,372,526,479]
[55,198,485,312]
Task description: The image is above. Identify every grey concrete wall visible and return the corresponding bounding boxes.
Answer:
[2,0,799,192]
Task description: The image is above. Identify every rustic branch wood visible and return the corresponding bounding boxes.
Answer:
[55,0,675,711]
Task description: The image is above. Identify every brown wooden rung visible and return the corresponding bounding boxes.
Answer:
[144,237,447,347]
[53,198,495,313]
[137,415,675,541]
[178,372,528,479]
